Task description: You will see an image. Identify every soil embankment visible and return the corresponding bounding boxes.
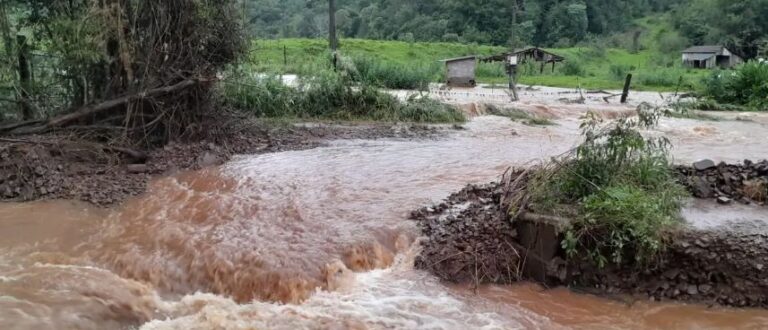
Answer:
[412,162,768,308]
[0,120,447,205]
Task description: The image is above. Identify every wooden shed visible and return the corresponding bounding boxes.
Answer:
[682,46,743,69]
[482,47,565,73]
[441,56,477,88]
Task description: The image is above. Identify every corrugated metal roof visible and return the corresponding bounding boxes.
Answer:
[682,45,723,54]
[686,53,715,61]
[440,56,477,63]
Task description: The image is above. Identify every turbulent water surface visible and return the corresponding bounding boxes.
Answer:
[2,108,768,329]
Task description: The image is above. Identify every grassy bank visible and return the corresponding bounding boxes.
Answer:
[250,38,708,92]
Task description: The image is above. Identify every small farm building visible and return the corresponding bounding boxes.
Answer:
[682,45,743,69]
[441,56,477,87]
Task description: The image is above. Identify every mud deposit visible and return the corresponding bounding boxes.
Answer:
[0,122,445,205]
[413,180,768,308]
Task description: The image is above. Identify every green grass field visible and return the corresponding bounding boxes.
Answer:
[248,38,709,92]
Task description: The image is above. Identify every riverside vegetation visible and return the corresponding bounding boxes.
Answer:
[521,104,688,268]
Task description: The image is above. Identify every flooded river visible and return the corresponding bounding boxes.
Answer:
[2,108,768,329]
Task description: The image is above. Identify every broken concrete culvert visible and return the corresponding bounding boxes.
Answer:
[411,162,768,308]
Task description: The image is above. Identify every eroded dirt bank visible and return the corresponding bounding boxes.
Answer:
[0,120,447,205]
[412,163,768,308]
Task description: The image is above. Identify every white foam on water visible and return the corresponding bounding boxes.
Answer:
[143,245,557,330]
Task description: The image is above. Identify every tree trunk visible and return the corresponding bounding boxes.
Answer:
[17,35,33,120]
[0,1,13,60]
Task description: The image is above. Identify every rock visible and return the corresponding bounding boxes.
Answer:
[699,284,713,294]
[694,159,716,171]
[687,285,699,296]
[662,269,680,280]
[126,164,149,174]
[691,177,714,198]
[717,196,732,205]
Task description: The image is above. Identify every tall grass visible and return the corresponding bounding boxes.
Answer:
[221,69,465,123]
[348,55,438,90]
[476,62,507,79]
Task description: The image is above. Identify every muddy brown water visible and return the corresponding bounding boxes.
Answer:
[2,113,768,329]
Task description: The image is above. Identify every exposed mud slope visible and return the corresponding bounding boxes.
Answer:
[0,121,448,205]
[410,183,521,284]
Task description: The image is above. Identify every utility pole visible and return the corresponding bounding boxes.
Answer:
[329,0,338,69]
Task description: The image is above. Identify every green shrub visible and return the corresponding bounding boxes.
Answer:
[701,62,768,110]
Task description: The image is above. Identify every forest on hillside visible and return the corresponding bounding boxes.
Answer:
[245,0,768,58]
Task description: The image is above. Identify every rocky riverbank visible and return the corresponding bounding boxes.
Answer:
[410,183,521,284]
[412,163,768,308]
[0,120,449,206]
[677,159,768,205]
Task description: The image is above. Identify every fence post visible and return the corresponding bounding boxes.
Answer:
[620,74,632,104]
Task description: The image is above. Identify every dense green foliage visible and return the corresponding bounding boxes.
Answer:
[528,105,687,267]
[700,61,768,110]
[673,0,768,59]
[243,0,685,47]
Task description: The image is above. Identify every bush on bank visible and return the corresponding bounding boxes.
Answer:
[525,104,687,268]
[701,61,768,111]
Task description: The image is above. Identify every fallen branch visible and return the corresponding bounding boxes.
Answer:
[602,93,623,103]
[7,78,204,135]
[0,119,44,133]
